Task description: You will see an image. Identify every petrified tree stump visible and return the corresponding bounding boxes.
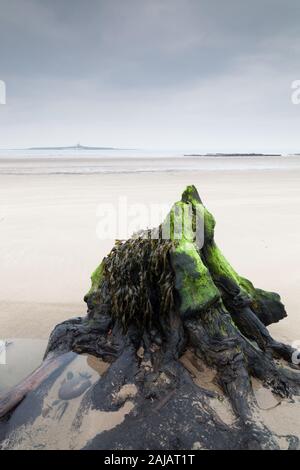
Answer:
[1,185,299,450]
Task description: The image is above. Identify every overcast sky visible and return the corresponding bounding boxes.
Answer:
[0,0,300,152]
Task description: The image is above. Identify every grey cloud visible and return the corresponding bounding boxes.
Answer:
[1,0,299,85]
[0,0,299,149]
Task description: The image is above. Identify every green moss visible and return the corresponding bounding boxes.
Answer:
[202,241,241,287]
[181,185,202,206]
[180,184,215,243]
[171,240,220,317]
[161,201,195,242]
[202,239,286,325]
[166,197,220,316]
[183,181,285,323]
[88,261,104,295]
[203,208,216,242]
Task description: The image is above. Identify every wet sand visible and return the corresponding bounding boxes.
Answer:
[2,348,299,450]
[0,338,47,393]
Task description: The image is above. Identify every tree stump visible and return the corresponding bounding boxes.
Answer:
[1,185,299,450]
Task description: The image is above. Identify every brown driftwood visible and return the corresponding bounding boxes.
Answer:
[0,351,75,419]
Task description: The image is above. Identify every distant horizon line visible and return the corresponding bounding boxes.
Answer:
[0,144,299,156]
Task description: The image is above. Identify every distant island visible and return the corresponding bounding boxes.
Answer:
[184,153,282,157]
[27,143,117,151]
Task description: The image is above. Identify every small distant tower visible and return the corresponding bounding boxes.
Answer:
[76,142,81,150]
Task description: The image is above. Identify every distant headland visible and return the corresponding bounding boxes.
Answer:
[27,143,118,151]
[184,153,282,157]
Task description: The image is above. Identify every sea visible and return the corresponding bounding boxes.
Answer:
[0,148,299,175]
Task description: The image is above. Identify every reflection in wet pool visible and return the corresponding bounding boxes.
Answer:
[0,338,47,393]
